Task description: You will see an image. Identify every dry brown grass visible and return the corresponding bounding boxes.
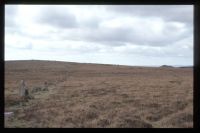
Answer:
[4,60,193,128]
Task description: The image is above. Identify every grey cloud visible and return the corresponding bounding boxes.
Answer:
[106,5,193,25]
[5,5,18,27]
[85,27,131,44]
[5,5,193,59]
[6,5,192,48]
[67,23,189,47]
[37,7,77,28]
[56,27,131,46]
[51,24,189,48]
[4,5,193,66]
[81,18,100,29]
[5,5,18,15]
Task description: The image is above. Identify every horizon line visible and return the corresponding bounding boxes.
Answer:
[4,59,193,67]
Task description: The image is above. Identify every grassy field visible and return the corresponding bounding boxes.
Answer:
[4,60,193,128]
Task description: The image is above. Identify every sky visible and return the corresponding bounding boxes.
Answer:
[5,5,193,66]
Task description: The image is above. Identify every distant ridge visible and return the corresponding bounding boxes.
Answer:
[5,60,193,68]
[179,66,193,68]
[160,65,174,68]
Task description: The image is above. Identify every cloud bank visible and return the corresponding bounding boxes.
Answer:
[5,5,193,66]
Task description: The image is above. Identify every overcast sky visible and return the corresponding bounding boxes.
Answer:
[5,5,193,66]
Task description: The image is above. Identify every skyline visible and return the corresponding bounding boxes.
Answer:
[5,5,193,66]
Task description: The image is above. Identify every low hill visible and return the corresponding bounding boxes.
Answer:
[160,65,174,68]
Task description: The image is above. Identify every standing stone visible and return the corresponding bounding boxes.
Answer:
[19,80,26,97]
[19,80,31,101]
